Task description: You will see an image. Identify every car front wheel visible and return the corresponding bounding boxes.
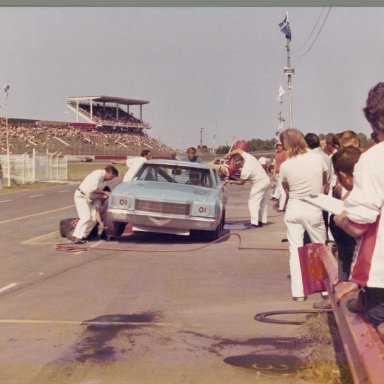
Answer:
[104,214,126,240]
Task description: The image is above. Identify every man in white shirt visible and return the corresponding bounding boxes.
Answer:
[71,165,118,244]
[304,133,332,191]
[113,150,152,182]
[224,149,270,227]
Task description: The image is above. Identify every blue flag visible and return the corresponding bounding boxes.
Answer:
[279,16,292,41]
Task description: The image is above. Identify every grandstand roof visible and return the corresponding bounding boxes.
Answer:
[67,96,149,106]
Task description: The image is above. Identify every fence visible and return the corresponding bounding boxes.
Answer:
[0,150,67,186]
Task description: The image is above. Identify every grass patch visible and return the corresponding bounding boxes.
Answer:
[298,312,353,384]
[67,163,127,181]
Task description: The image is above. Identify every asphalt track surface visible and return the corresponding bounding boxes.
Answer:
[0,181,320,384]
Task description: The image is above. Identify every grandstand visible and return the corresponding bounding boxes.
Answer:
[67,95,150,131]
[0,96,172,157]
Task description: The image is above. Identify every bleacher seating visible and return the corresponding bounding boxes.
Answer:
[68,102,147,128]
[0,122,172,156]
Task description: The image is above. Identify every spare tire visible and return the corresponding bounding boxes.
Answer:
[60,218,77,238]
[59,217,98,240]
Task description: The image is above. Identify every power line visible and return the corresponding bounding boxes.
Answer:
[293,8,325,53]
[296,7,331,58]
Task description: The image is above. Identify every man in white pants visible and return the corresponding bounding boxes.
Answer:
[224,149,270,227]
[71,165,119,244]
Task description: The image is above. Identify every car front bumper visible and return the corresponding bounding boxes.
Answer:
[108,208,220,234]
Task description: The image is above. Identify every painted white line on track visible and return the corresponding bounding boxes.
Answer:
[58,190,70,193]
[74,240,102,255]
[29,194,44,198]
[0,199,12,203]
[0,205,75,225]
[0,283,18,294]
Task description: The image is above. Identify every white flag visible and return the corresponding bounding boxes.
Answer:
[277,85,285,102]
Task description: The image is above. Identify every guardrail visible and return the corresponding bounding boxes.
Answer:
[320,248,384,384]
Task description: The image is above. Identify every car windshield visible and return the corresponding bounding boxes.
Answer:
[135,164,214,188]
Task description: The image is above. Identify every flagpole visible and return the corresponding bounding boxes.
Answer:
[284,40,294,128]
[279,11,294,128]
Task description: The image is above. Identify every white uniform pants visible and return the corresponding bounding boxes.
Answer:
[72,191,97,239]
[277,174,287,210]
[284,199,326,298]
[249,179,270,225]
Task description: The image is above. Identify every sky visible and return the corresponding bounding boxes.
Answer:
[0,7,383,149]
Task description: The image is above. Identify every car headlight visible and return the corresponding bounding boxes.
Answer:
[111,195,135,210]
[191,202,214,217]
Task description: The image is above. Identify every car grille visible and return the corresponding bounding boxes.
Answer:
[135,199,190,216]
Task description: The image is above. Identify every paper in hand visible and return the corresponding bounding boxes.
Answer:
[300,194,344,215]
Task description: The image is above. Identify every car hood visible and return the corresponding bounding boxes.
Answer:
[110,181,218,205]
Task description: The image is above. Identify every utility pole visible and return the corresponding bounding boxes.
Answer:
[200,127,204,149]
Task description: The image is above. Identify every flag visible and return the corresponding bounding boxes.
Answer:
[277,85,285,102]
[279,15,292,41]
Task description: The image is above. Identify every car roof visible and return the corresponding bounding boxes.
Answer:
[144,159,211,170]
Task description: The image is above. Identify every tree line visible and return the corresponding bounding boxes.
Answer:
[215,132,371,155]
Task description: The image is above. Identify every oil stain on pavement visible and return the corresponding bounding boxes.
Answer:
[74,312,161,363]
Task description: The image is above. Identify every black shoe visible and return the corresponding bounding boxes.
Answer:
[293,296,307,302]
[73,237,86,244]
[281,238,288,242]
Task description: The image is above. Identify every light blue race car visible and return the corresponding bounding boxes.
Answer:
[106,159,227,240]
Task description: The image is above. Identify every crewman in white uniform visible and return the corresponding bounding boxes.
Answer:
[224,148,270,227]
[113,149,152,182]
[71,165,119,244]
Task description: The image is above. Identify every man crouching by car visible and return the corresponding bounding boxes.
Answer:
[70,165,118,244]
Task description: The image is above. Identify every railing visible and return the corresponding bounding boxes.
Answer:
[0,151,67,184]
[320,248,384,384]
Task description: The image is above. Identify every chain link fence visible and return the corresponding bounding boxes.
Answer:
[0,150,67,187]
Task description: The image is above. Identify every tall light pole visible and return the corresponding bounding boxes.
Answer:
[200,127,204,149]
[4,84,10,187]
[279,12,294,127]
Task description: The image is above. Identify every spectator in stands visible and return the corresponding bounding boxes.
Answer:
[224,148,270,228]
[182,147,202,163]
[71,166,118,244]
[334,82,384,329]
[279,128,327,301]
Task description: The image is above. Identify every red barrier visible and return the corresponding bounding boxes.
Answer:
[320,248,384,384]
